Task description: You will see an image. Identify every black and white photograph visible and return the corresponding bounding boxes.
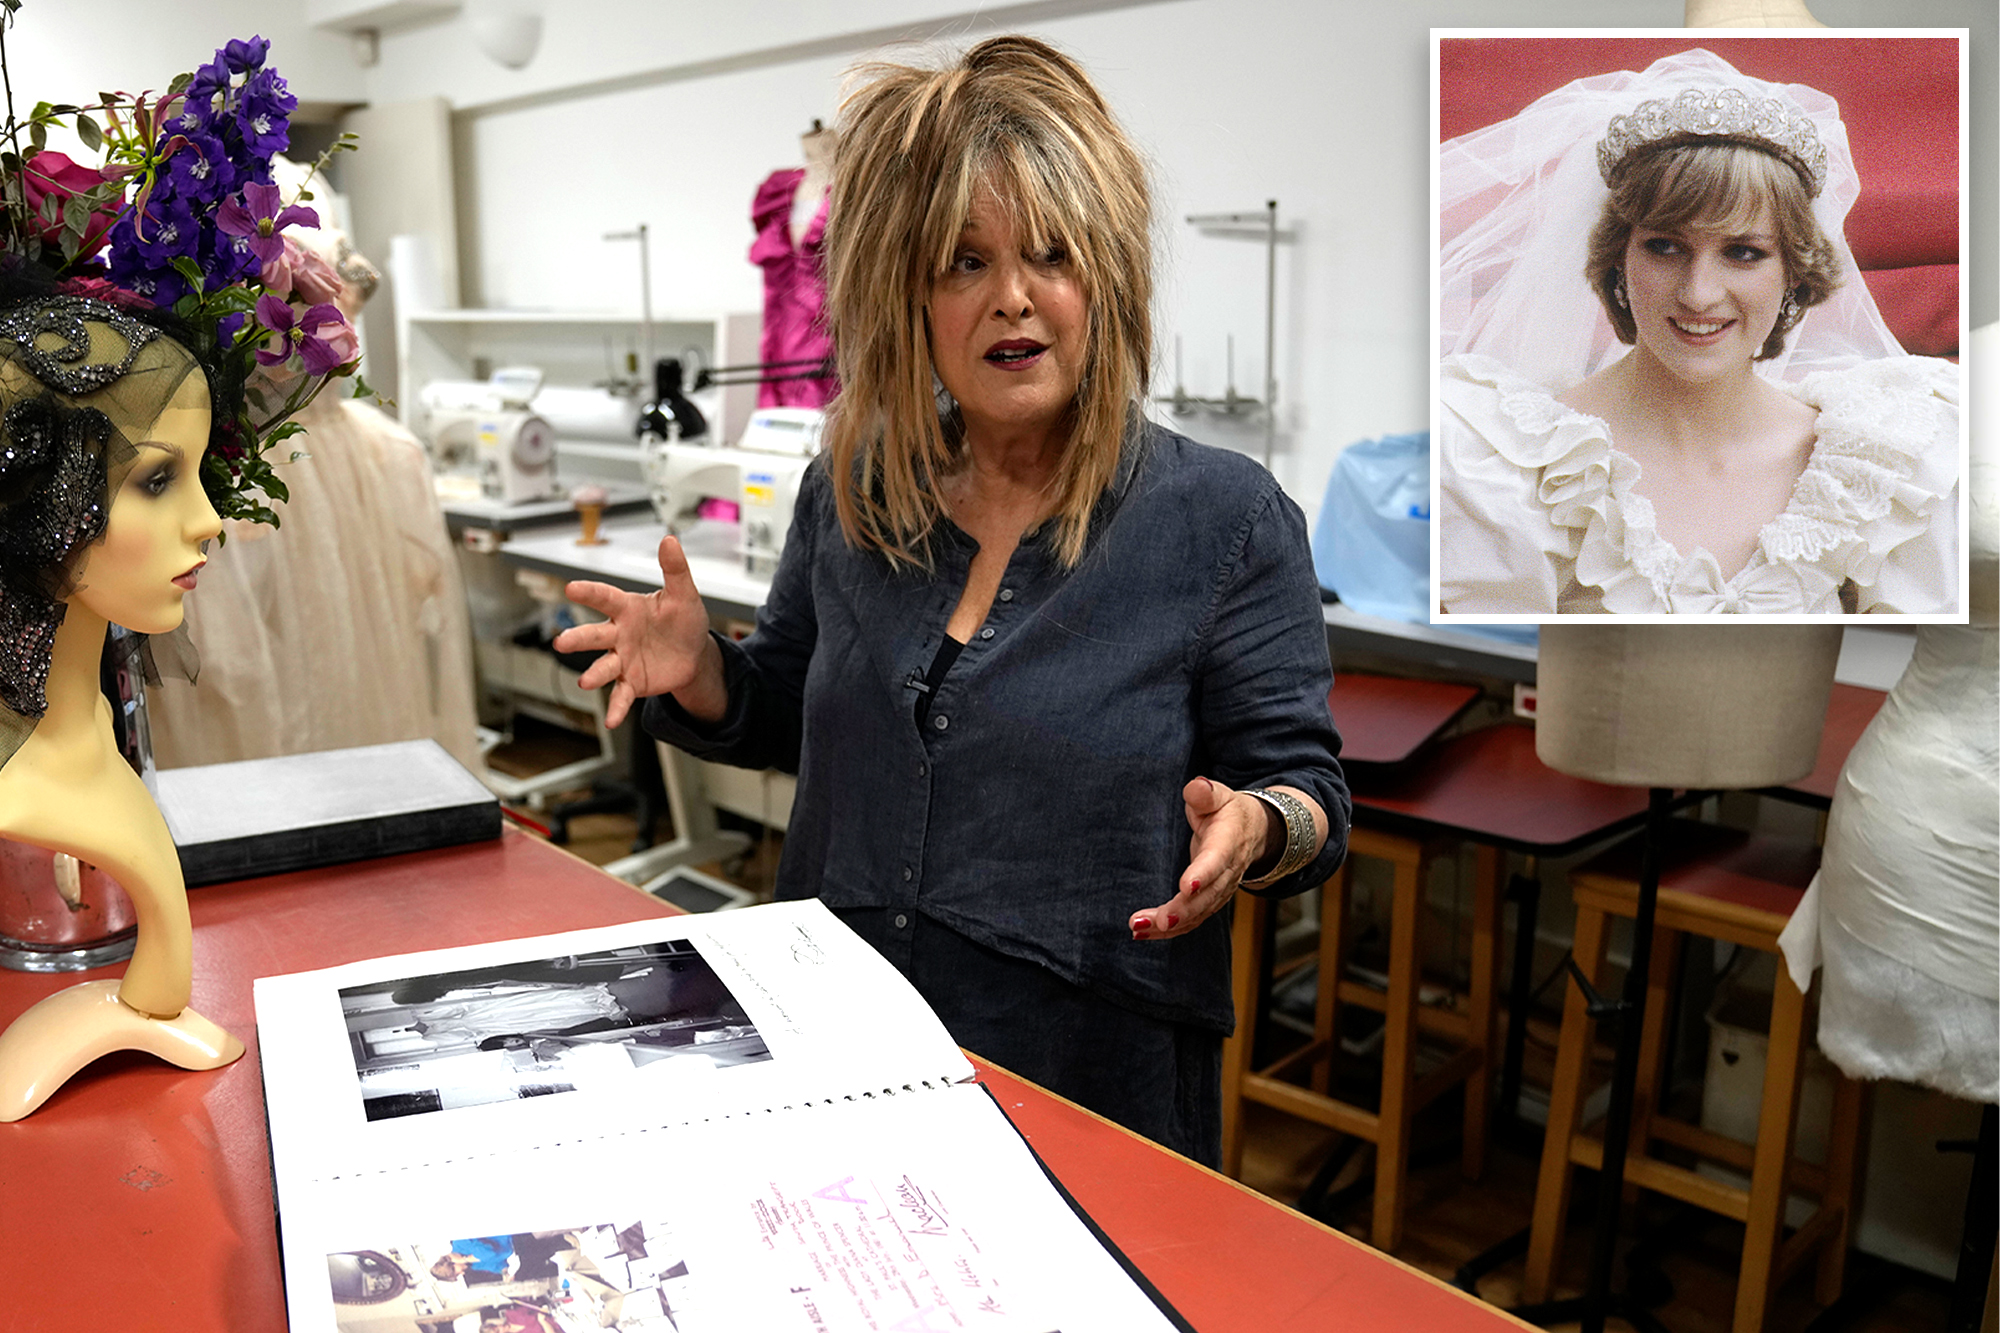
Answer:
[340,941,771,1120]
[325,1220,695,1333]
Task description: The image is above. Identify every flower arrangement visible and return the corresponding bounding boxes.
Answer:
[0,13,363,525]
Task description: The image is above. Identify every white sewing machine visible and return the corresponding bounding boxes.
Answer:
[420,370,562,505]
[647,407,824,576]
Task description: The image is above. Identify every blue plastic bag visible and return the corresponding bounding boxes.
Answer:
[1313,431,1433,623]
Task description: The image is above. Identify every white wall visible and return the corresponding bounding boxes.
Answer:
[357,0,1995,514]
[10,0,1993,515]
[6,2,363,115]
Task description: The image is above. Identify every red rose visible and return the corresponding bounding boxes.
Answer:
[21,151,121,260]
[54,275,155,310]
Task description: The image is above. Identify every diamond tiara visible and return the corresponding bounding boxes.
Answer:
[1596,86,1828,199]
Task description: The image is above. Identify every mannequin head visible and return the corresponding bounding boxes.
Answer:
[0,295,215,727]
[1588,140,1841,362]
[67,369,221,634]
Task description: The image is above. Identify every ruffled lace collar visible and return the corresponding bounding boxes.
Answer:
[1456,354,1951,614]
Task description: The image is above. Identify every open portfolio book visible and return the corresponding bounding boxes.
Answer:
[254,899,1190,1333]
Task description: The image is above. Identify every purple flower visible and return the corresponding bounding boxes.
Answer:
[254,295,355,377]
[182,58,231,124]
[163,129,237,203]
[235,67,295,158]
[221,36,271,74]
[120,192,202,268]
[216,181,317,265]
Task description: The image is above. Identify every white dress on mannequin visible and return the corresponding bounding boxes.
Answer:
[1778,323,1999,1103]
[147,176,478,771]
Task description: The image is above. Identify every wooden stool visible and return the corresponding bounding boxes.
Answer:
[1221,824,1503,1252]
[1524,823,1866,1333]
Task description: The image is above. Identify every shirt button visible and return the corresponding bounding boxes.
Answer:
[902,865,913,881]
[998,588,1014,602]
[893,913,910,930]
[933,714,949,730]
[979,627,995,640]
[917,760,927,776]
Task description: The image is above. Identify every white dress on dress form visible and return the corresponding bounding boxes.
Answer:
[1438,352,1959,615]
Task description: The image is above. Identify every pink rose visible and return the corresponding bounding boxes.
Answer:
[21,151,120,259]
[317,311,361,370]
[260,235,344,307]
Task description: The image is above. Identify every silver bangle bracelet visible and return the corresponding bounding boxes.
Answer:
[1241,788,1317,886]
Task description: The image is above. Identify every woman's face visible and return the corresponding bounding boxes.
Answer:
[1622,201,1788,384]
[69,371,223,633]
[927,185,1088,451]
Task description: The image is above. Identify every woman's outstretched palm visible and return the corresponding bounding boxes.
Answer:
[553,536,723,728]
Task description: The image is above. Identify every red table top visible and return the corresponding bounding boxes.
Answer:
[1349,722,1656,855]
[0,828,1527,1333]
[1331,672,1481,766]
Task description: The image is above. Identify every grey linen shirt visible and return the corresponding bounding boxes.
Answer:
[645,422,1349,1034]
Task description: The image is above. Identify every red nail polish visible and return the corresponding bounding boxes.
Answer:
[1190,880,1201,893]
[1166,913,1180,928]
[1131,917,1151,933]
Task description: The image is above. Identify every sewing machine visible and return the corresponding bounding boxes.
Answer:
[647,407,824,576]
[419,371,563,505]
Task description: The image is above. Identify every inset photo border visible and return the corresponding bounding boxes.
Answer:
[1431,30,1968,624]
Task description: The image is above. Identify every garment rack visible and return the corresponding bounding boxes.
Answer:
[1165,200,1280,468]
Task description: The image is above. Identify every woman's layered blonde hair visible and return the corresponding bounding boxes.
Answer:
[821,35,1152,569]
[1588,140,1841,362]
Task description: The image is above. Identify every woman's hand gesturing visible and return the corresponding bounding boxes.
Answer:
[552,535,727,728]
[1129,777,1325,942]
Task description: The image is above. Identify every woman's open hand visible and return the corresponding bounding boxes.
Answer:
[1128,777,1274,942]
[551,535,726,728]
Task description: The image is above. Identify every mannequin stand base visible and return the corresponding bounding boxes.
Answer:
[0,979,244,1122]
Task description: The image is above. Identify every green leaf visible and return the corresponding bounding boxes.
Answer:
[47,103,77,116]
[297,188,314,201]
[28,120,45,152]
[37,192,57,224]
[58,230,79,262]
[62,195,86,232]
[173,294,198,319]
[75,113,100,152]
[167,71,193,96]
[169,255,205,288]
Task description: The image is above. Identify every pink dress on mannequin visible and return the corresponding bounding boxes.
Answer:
[748,168,836,410]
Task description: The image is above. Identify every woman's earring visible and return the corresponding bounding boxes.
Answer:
[1779,288,1800,326]
[1612,270,1629,311]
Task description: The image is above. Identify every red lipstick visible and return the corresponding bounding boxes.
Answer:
[172,560,204,592]
[984,338,1046,368]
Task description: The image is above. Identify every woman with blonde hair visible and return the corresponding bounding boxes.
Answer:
[1438,48,1959,615]
[559,35,1346,1164]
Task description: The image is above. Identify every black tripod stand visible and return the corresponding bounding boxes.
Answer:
[1510,787,1677,1333]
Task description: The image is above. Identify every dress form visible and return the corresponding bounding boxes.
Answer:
[1684,0,1825,25]
[791,121,833,248]
[0,351,244,1121]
